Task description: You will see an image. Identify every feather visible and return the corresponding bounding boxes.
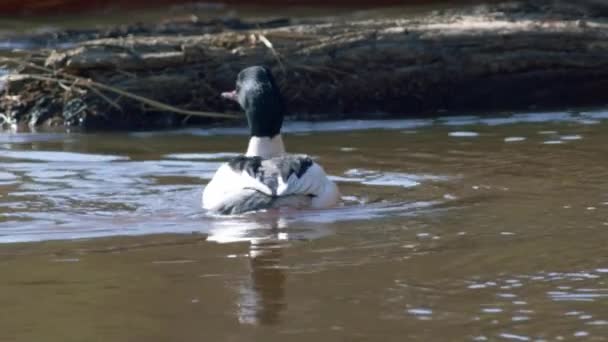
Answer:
[202,154,339,214]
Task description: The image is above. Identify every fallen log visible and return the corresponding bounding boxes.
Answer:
[0,0,500,15]
[2,1,608,129]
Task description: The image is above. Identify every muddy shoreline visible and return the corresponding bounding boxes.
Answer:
[2,1,608,130]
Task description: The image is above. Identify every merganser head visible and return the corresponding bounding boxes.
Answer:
[222,66,285,138]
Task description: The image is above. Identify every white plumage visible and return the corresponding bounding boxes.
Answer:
[201,66,340,215]
[202,152,340,214]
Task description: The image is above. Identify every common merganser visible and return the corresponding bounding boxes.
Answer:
[202,66,340,215]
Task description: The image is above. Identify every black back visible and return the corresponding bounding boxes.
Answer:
[234,66,285,138]
[228,154,314,195]
[219,154,315,214]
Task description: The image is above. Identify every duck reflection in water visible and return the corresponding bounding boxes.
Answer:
[237,239,287,325]
[205,211,333,325]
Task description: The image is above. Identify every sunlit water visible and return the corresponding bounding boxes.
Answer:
[1,110,608,341]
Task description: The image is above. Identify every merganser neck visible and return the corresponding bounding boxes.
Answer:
[245,135,285,158]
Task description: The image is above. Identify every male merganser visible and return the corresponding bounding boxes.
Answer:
[202,66,340,215]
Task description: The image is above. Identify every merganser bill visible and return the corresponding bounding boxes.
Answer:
[202,66,340,215]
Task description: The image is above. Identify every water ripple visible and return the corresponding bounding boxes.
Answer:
[336,169,449,188]
[0,150,128,162]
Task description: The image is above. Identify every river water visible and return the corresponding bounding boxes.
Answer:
[1,111,608,341]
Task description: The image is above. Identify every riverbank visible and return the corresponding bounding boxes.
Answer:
[0,0,503,16]
[2,1,608,130]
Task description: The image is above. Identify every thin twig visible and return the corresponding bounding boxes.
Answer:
[0,57,240,120]
[86,83,123,111]
[0,113,15,126]
[87,80,238,119]
[258,33,286,74]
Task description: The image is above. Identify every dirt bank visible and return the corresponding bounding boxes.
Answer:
[2,1,608,129]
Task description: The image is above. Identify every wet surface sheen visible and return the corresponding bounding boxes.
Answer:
[1,111,608,341]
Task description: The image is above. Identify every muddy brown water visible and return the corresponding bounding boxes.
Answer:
[1,111,608,341]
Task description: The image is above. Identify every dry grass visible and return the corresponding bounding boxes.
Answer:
[0,56,240,123]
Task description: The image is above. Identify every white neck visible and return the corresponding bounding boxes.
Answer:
[246,135,286,158]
